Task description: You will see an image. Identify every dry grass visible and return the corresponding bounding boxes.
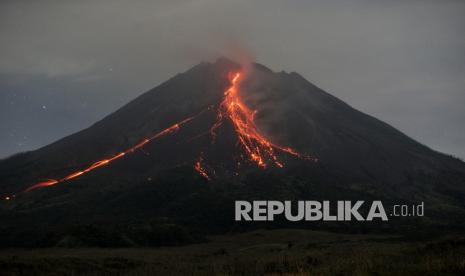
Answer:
[0,229,464,275]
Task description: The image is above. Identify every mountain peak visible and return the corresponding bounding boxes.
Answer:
[1,59,465,235]
[213,56,240,67]
[251,62,274,73]
[1,59,465,215]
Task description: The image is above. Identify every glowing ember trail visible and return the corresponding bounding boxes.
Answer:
[2,70,317,200]
[194,155,210,180]
[209,72,315,170]
[4,112,203,199]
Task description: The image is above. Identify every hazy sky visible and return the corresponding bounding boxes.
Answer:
[1,0,464,159]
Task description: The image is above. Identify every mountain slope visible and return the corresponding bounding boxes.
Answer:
[0,58,464,236]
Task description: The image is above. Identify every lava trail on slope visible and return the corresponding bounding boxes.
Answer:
[197,71,316,179]
[3,110,207,200]
[3,70,316,199]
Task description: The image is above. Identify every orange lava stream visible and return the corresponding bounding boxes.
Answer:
[194,155,210,180]
[5,112,201,199]
[210,72,312,169]
[2,71,317,199]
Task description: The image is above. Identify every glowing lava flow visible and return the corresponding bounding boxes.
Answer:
[5,112,202,198]
[210,72,314,169]
[2,70,317,199]
[194,155,210,180]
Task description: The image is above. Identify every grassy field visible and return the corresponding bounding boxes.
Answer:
[0,229,464,275]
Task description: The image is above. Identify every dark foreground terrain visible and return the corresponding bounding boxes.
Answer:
[0,229,464,276]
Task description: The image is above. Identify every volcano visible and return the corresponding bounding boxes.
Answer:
[1,58,465,242]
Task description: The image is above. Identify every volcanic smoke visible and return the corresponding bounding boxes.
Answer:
[3,70,315,200]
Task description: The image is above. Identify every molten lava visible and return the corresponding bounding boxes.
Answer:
[209,72,314,170]
[4,112,201,199]
[3,69,317,201]
[194,155,210,181]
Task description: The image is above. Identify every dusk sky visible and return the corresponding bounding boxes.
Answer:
[1,0,464,159]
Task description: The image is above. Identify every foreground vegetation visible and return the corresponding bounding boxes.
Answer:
[0,229,464,275]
